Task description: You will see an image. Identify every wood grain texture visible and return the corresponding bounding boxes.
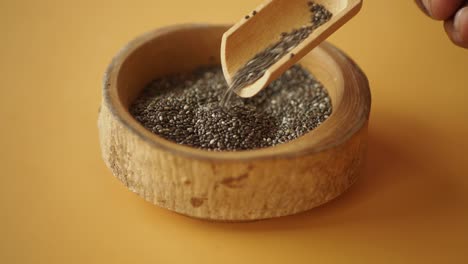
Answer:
[221,0,362,97]
[97,24,371,221]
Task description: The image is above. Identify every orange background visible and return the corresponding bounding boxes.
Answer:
[1,0,467,263]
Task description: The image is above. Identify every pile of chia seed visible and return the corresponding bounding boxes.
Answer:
[130,65,332,151]
[223,1,333,104]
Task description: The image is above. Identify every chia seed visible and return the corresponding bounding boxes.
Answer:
[130,65,332,151]
[221,1,332,106]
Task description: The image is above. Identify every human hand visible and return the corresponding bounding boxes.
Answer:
[415,0,468,48]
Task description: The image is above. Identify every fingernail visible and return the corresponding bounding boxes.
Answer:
[421,0,432,16]
[453,8,465,33]
[415,0,431,16]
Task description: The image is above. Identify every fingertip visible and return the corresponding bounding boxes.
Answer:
[444,10,468,49]
[428,0,465,20]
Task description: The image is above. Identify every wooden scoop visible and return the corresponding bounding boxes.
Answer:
[221,0,362,98]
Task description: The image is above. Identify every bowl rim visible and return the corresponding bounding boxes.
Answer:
[102,23,371,161]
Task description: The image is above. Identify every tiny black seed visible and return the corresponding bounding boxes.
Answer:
[220,2,333,107]
[130,65,332,151]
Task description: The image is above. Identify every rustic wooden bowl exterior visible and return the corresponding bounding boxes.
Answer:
[98,24,371,221]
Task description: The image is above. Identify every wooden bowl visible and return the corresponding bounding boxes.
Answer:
[98,24,371,221]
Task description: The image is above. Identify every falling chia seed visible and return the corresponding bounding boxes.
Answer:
[220,1,332,107]
[130,65,332,151]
